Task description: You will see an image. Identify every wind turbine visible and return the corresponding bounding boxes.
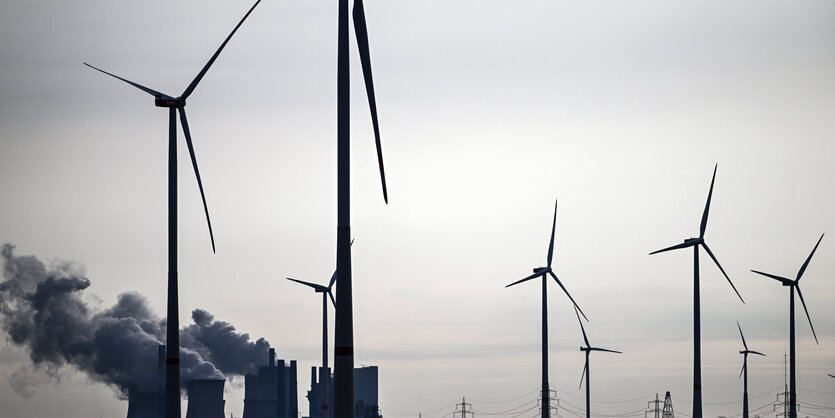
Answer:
[574,306,620,418]
[332,1,389,417]
[649,164,744,418]
[286,240,351,418]
[84,2,260,417]
[287,274,336,418]
[736,322,765,418]
[751,233,823,418]
[506,199,587,418]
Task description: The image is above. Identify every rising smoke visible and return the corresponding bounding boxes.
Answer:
[0,244,270,398]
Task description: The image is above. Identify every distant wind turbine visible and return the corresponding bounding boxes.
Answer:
[84,2,261,417]
[649,164,744,418]
[286,240,351,418]
[506,199,586,418]
[736,322,765,418]
[751,233,824,418]
[332,1,390,417]
[287,275,336,418]
[574,306,620,418]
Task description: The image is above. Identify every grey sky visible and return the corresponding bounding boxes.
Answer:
[1,0,834,417]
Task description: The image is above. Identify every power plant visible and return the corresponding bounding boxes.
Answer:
[242,348,299,418]
[306,365,382,418]
[123,346,298,418]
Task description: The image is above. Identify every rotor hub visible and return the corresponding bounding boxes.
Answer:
[155,97,184,108]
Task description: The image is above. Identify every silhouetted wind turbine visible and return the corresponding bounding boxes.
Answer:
[574,306,620,418]
[333,1,389,417]
[506,200,586,418]
[84,2,260,417]
[736,322,765,418]
[649,164,744,418]
[751,234,823,418]
[287,274,336,418]
[286,239,351,418]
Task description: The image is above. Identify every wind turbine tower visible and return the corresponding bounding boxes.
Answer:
[333,1,389,418]
[752,234,823,418]
[574,307,621,418]
[286,274,337,418]
[736,322,765,418]
[650,164,744,418]
[84,3,261,417]
[506,199,587,418]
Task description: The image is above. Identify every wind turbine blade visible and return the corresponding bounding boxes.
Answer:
[795,286,819,344]
[327,239,353,290]
[702,242,744,303]
[574,305,589,347]
[180,0,261,100]
[328,290,336,308]
[352,0,388,203]
[829,374,835,378]
[328,271,338,290]
[590,347,622,354]
[749,350,766,357]
[549,271,588,321]
[505,271,543,288]
[178,108,215,253]
[737,321,748,351]
[84,63,164,97]
[797,233,824,282]
[286,278,328,292]
[547,199,557,268]
[579,362,587,390]
[739,362,745,379]
[700,164,717,239]
[750,269,792,285]
[649,241,695,255]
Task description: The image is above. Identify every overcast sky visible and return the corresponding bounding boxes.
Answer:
[1,0,834,417]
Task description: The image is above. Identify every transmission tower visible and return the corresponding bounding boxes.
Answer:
[536,388,559,418]
[646,393,662,418]
[454,397,473,418]
[661,391,674,418]
[775,354,791,418]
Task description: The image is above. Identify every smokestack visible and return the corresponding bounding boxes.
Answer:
[158,345,165,418]
[289,361,298,418]
[269,348,276,368]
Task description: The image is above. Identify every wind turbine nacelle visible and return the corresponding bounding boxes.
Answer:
[533,267,547,274]
[684,238,702,244]
[155,98,182,108]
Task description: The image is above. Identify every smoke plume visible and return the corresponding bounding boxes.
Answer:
[0,244,270,398]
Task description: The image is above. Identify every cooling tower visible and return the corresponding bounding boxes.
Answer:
[126,345,166,418]
[186,379,226,418]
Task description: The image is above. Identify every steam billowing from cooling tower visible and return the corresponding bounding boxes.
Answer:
[0,244,270,398]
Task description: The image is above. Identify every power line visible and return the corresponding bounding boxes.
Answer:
[469,389,542,405]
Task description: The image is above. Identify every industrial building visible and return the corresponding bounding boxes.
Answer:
[305,365,382,418]
[242,348,299,418]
